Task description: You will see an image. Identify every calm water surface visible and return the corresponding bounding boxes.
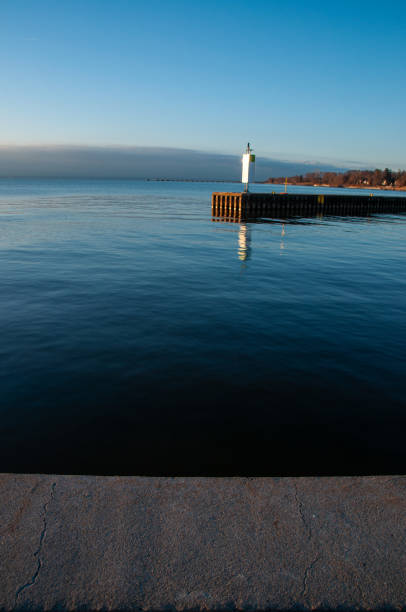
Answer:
[1,179,405,475]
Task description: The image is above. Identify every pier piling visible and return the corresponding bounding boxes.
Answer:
[211,191,406,219]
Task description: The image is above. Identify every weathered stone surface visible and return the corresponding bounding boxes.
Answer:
[0,474,405,610]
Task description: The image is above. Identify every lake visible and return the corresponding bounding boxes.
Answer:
[1,179,405,476]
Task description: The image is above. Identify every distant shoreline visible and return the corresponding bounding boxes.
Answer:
[264,168,406,191]
[263,181,406,192]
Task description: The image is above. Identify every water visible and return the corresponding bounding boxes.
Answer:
[1,179,405,476]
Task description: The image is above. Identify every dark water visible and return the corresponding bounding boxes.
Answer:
[1,179,405,476]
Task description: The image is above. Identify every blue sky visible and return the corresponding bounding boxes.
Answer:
[1,0,406,169]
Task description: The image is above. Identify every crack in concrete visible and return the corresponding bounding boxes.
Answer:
[294,483,321,603]
[14,482,56,606]
[294,483,312,543]
[301,554,320,599]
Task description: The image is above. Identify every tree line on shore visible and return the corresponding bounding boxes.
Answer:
[265,168,406,188]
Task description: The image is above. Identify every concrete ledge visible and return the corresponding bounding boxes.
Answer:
[1,474,405,611]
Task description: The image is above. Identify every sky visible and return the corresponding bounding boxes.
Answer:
[1,0,406,176]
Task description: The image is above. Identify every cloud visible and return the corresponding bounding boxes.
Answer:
[0,145,355,180]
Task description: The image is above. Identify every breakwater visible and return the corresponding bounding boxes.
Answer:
[212,191,406,218]
[1,474,406,611]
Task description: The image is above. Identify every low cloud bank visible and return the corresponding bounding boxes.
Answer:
[0,145,350,180]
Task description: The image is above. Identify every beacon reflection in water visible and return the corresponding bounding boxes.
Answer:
[238,223,251,261]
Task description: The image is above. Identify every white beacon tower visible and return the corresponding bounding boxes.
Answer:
[242,143,255,192]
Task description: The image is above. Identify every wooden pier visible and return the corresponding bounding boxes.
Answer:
[212,191,406,219]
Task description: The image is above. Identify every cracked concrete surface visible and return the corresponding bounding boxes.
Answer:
[14,481,56,605]
[0,474,405,610]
